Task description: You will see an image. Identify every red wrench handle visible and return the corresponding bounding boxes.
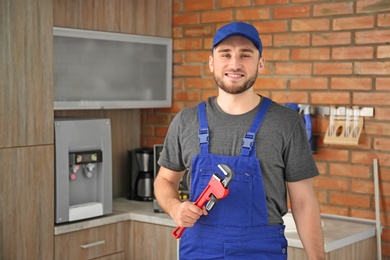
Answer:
[172,226,185,239]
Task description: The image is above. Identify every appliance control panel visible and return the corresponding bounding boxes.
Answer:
[69,150,102,180]
[69,150,103,165]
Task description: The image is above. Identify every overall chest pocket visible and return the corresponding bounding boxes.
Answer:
[194,168,256,227]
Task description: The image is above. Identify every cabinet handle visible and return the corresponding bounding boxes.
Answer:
[80,240,105,249]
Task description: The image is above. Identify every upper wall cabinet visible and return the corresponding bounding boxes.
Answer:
[53,27,172,110]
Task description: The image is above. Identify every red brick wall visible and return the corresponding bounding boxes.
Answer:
[141,0,390,256]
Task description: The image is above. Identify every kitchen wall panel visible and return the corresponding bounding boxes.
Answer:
[53,0,172,198]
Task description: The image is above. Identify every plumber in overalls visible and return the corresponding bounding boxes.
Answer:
[154,22,325,260]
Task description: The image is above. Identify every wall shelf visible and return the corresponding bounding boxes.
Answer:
[297,105,374,118]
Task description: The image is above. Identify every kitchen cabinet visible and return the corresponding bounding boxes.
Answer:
[0,0,53,149]
[54,222,129,260]
[288,237,376,260]
[130,221,178,260]
[0,1,54,259]
[283,211,377,260]
[54,219,177,260]
[53,27,172,110]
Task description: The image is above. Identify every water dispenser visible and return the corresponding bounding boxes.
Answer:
[54,118,112,223]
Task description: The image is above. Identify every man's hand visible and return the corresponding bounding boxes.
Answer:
[171,200,208,227]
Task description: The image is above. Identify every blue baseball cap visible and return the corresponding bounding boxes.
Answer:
[212,22,262,54]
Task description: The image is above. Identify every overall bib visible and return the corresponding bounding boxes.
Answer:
[179,97,288,260]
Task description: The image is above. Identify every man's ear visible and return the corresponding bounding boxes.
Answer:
[209,55,214,73]
[258,57,265,72]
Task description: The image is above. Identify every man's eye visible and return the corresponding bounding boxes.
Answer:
[221,54,230,58]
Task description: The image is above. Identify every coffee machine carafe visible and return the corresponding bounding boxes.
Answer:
[134,148,154,201]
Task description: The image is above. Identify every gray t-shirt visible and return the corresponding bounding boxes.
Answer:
[158,96,319,225]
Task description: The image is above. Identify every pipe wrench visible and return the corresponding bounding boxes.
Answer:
[172,164,234,239]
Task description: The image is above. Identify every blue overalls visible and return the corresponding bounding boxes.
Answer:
[179,97,288,259]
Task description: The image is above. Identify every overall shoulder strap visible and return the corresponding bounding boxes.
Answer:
[241,97,272,157]
[197,102,209,154]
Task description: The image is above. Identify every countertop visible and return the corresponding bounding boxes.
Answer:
[54,198,175,235]
[55,198,376,253]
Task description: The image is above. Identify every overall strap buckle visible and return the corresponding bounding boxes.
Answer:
[198,128,209,145]
[242,132,255,155]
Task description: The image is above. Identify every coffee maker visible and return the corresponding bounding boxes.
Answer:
[130,148,154,201]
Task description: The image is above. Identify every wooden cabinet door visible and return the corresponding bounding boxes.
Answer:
[0,146,54,260]
[55,222,128,260]
[0,0,53,148]
[132,221,177,260]
[287,237,376,260]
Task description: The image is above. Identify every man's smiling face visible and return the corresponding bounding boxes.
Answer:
[209,36,264,95]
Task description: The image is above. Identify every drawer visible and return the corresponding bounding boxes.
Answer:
[55,222,126,260]
[96,251,125,260]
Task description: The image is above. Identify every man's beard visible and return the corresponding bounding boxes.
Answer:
[214,70,258,95]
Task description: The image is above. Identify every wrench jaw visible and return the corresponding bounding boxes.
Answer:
[218,164,234,187]
[205,164,234,211]
[205,194,219,211]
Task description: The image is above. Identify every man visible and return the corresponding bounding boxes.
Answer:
[154,22,324,259]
